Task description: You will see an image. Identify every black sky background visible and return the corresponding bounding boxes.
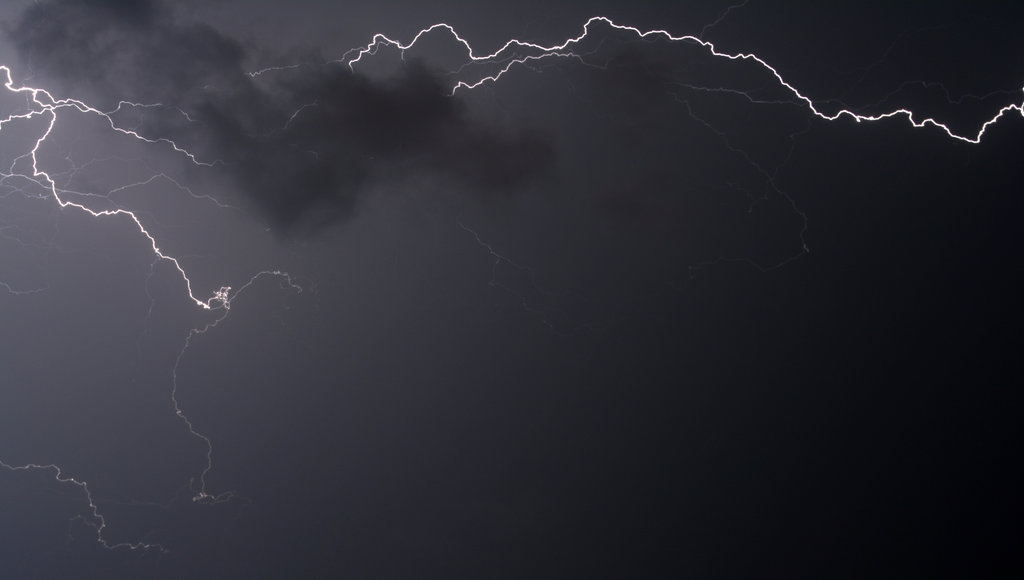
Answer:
[1,1,1023,578]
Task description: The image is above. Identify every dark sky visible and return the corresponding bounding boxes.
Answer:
[1,1,1022,578]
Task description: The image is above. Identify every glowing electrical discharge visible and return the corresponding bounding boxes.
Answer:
[345,16,1024,144]
[0,13,1021,553]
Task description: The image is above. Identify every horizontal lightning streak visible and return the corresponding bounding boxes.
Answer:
[0,459,167,552]
[1,10,1020,556]
[344,16,1024,143]
[1,280,45,295]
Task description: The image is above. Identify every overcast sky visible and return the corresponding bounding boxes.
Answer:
[1,1,1022,578]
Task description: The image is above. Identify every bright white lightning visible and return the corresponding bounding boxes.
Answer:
[343,16,1024,144]
[0,12,1021,555]
[0,65,234,310]
[0,64,299,550]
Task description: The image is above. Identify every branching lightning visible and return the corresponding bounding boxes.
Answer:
[0,458,168,552]
[1,9,1021,555]
[0,64,299,550]
[171,270,300,505]
[343,16,1023,144]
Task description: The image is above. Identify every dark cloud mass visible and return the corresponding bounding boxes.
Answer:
[5,1,1024,577]
[8,0,552,233]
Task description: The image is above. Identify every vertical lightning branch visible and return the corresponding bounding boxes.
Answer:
[1,11,1021,554]
[0,64,300,551]
[172,271,301,505]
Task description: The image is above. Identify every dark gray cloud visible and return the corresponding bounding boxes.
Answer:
[8,0,552,234]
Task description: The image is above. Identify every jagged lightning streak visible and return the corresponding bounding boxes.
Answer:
[0,280,44,294]
[1,10,1021,555]
[171,270,301,504]
[339,14,1021,297]
[343,16,1024,144]
[0,65,230,309]
[0,459,168,552]
[0,64,299,550]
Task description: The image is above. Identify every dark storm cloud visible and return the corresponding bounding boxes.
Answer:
[7,0,552,234]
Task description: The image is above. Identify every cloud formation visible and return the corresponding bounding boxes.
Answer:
[8,0,552,234]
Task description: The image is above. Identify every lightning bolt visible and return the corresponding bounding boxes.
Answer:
[337,14,1020,311]
[171,269,301,505]
[0,459,168,552]
[341,16,1023,144]
[0,64,299,551]
[1,10,1021,556]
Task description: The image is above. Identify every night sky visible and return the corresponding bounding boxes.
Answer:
[1,1,1022,578]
